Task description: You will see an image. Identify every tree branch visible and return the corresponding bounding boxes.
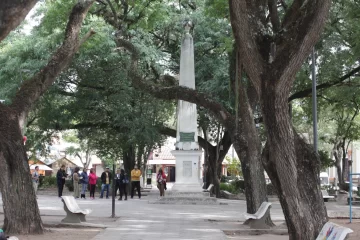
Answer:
[228,0,265,94]
[159,126,232,165]
[10,1,95,129]
[159,126,211,150]
[289,65,360,102]
[274,0,331,87]
[268,0,281,32]
[281,0,305,29]
[0,0,38,42]
[132,74,233,127]
[115,37,234,128]
[105,0,119,28]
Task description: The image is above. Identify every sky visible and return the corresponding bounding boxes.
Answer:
[23,2,42,35]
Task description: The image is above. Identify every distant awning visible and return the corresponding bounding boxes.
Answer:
[320,172,329,178]
[29,165,53,171]
[147,160,176,165]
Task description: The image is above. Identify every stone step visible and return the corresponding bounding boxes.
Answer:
[166,191,210,197]
[148,196,226,205]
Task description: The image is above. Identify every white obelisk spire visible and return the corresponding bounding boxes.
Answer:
[172,20,202,192]
[175,20,199,151]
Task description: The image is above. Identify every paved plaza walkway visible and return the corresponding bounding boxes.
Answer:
[0,187,359,239]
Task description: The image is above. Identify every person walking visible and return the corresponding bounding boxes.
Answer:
[73,167,80,198]
[131,164,142,199]
[32,166,40,198]
[80,168,89,199]
[157,168,167,197]
[100,167,112,199]
[119,169,128,201]
[56,165,67,198]
[88,168,97,199]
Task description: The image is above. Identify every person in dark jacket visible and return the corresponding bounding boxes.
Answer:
[114,169,121,198]
[100,167,112,199]
[56,165,67,198]
[119,169,128,201]
[80,168,89,199]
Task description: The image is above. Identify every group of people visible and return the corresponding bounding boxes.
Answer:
[55,164,147,200]
[32,163,167,199]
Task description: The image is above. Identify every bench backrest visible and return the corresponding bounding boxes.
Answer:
[316,222,353,240]
[321,190,330,197]
[207,184,214,191]
[255,202,272,218]
[62,196,82,213]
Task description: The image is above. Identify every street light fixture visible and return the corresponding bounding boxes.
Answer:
[311,48,318,153]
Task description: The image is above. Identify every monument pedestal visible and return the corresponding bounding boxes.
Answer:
[171,150,203,193]
[148,150,223,205]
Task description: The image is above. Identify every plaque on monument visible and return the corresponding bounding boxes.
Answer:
[180,132,195,142]
[183,161,192,177]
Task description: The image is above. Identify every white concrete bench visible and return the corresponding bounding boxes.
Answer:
[244,202,272,229]
[61,196,92,223]
[322,190,335,202]
[316,222,353,240]
[203,183,214,193]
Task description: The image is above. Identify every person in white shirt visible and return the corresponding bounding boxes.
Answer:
[32,166,40,197]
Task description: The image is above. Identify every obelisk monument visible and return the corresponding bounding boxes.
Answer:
[171,20,202,192]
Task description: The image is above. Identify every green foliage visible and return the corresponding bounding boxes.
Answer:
[40,176,57,188]
[204,0,229,19]
[291,0,360,161]
[65,179,74,192]
[219,179,244,194]
[96,178,102,192]
[318,150,334,170]
[232,179,245,192]
[226,156,242,177]
[219,183,237,194]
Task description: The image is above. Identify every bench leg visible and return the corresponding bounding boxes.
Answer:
[79,213,87,222]
[248,209,271,229]
[61,213,82,223]
[61,201,81,223]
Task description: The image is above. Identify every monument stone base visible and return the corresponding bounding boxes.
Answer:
[171,150,203,193]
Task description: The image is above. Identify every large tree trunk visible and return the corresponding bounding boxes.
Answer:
[229,0,331,238]
[206,145,221,197]
[0,108,43,234]
[261,87,327,239]
[333,145,345,189]
[123,145,136,175]
[228,48,270,217]
[0,0,38,42]
[341,146,348,183]
[0,1,94,234]
[205,130,232,197]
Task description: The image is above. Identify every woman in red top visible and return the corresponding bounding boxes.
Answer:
[157,168,167,197]
[88,169,98,199]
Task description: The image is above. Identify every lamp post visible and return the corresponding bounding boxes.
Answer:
[111,161,116,218]
[311,48,318,153]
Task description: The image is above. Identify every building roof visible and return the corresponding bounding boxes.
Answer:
[28,159,47,166]
[152,145,176,160]
[44,157,81,167]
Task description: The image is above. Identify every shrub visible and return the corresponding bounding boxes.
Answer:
[220,175,227,183]
[96,178,102,191]
[232,179,245,191]
[65,179,74,192]
[220,183,238,194]
[40,176,57,187]
[266,183,278,195]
